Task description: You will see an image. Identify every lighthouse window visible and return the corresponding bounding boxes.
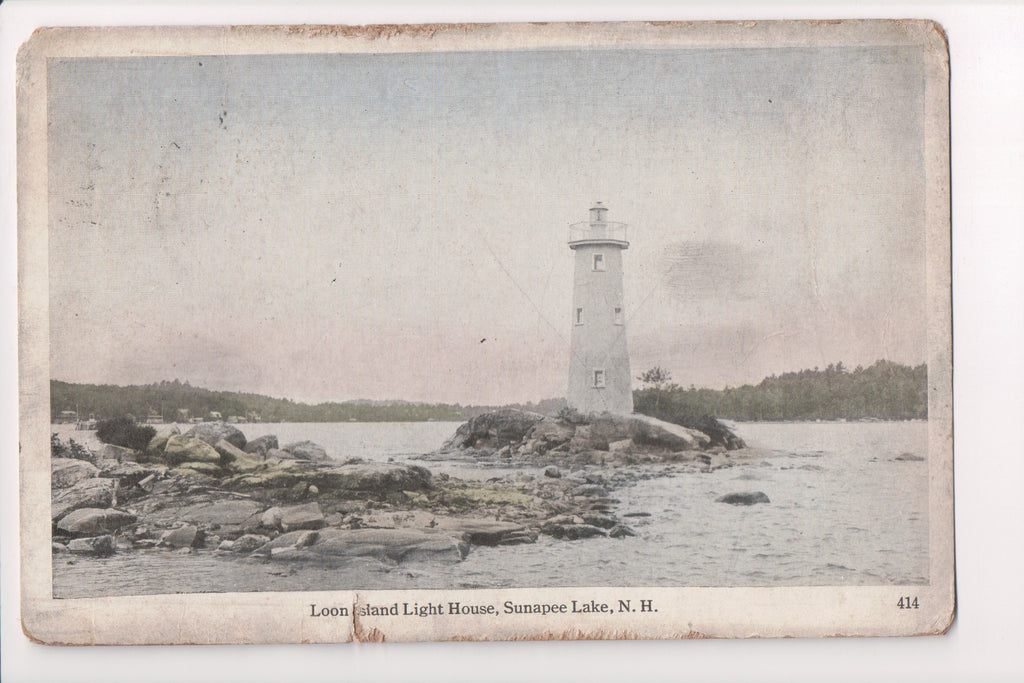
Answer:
[593,370,606,388]
[614,307,623,325]
[575,307,584,325]
[593,253,605,271]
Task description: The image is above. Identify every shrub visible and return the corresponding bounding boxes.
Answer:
[51,434,94,460]
[51,432,66,458]
[95,416,156,451]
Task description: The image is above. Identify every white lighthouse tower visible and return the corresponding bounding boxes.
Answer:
[567,202,633,415]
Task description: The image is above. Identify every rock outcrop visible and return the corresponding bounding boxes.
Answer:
[51,458,100,489]
[50,410,701,575]
[51,477,117,521]
[253,528,469,564]
[440,409,546,451]
[276,502,326,531]
[716,491,771,506]
[431,409,744,466]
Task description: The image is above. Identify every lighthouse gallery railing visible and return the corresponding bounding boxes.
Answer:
[567,221,628,244]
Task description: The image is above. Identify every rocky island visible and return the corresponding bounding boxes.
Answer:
[51,410,767,572]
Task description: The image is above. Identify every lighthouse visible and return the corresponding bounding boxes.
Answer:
[566,202,633,415]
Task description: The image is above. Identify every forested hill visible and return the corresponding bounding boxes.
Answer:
[50,380,467,423]
[49,380,565,424]
[633,361,928,422]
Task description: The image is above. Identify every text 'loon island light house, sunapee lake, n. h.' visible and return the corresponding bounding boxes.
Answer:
[567,202,634,416]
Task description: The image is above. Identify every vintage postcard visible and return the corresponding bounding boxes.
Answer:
[18,20,953,644]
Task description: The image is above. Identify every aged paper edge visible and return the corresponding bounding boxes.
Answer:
[17,20,954,645]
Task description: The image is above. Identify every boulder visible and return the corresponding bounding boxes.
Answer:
[543,465,562,479]
[164,435,222,466]
[250,529,320,555]
[264,448,296,462]
[212,438,246,462]
[496,532,540,546]
[563,524,607,540]
[566,425,610,451]
[96,443,140,463]
[716,491,771,506]
[581,513,617,529]
[542,523,606,540]
[261,507,284,529]
[305,528,467,563]
[173,462,223,477]
[440,409,545,451]
[527,419,576,448]
[568,435,592,454]
[681,415,744,450]
[279,502,325,531]
[51,458,99,489]
[214,439,264,472]
[177,499,264,532]
[184,421,247,450]
[244,434,279,457]
[629,416,702,450]
[57,508,137,537]
[435,518,531,546]
[147,426,180,454]
[159,524,204,548]
[545,514,584,527]
[281,441,330,463]
[608,439,633,453]
[96,461,164,487]
[67,535,115,556]
[52,478,117,521]
[224,534,271,553]
[608,524,636,538]
[570,484,609,497]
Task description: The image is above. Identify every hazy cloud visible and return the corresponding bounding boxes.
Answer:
[661,240,763,302]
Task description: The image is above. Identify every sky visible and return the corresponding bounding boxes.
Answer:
[48,45,928,404]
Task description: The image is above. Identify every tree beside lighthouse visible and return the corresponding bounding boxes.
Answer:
[566,202,633,415]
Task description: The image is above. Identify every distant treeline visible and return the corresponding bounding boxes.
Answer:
[634,360,927,422]
[51,360,926,425]
[49,379,565,424]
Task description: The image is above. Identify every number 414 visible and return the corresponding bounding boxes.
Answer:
[897,596,919,609]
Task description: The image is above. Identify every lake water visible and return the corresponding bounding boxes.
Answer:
[52,421,929,597]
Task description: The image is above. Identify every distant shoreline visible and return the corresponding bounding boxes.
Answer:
[51,417,929,429]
